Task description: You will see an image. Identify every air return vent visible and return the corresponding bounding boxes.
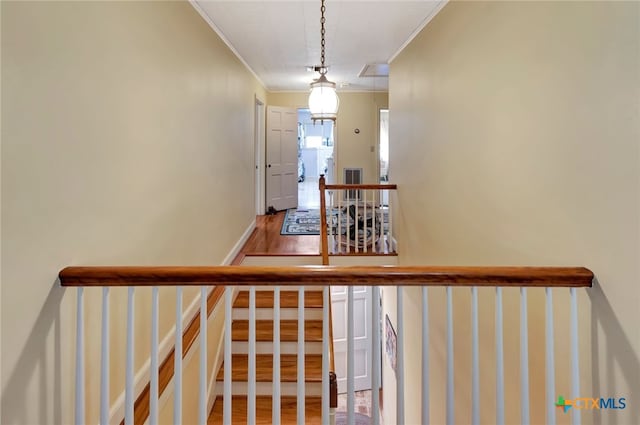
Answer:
[343,168,363,200]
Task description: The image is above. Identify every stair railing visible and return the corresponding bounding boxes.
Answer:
[60,265,593,425]
[319,175,398,262]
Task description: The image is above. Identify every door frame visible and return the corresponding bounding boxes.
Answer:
[254,96,266,215]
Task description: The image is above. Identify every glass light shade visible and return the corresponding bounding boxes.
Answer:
[308,75,339,122]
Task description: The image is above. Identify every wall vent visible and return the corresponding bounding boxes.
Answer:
[343,168,363,200]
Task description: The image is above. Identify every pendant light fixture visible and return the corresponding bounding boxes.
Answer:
[308,0,339,123]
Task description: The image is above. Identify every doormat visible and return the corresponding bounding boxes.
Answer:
[280,206,389,237]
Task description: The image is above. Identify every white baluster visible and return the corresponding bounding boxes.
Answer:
[100,287,110,425]
[520,288,530,425]
[397,286,405,425]
[346,191,351,253]
[322,286,331,424]
[446,287,453,425]
[422,287,430,425]
[199,287,208,425]
[298,287,306,424]
[372,190,377,254]
[379,191,385,253]
[75,287,85,425]
[248,286,257,424]
[348,286,355,425]
[372,286,381,425]
[496,287,504,425]
[273,287,281,424]
[388,191,393,253]
[570,288,580,425]
[338,192,343,253]
[545,288,556,425]
[355,200,359,253]
[363,191,368,253]
[174,287,183,425]
[125,287,135,425]
[329,190,335,254]
[223,287,232,425]
[150,287,159,425]
[471,287,479,425]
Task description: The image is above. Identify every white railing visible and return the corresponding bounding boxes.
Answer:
[60,265,592,425]
[319,176,397,258]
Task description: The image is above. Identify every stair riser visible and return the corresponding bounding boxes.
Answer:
[214,381,322,397]
[233,308,323,321]
[232,341,322,355]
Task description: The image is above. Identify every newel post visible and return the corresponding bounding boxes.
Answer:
[319,174,329,265]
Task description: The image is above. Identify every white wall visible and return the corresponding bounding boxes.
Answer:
[386,1,639,424]
[1,1,265,423]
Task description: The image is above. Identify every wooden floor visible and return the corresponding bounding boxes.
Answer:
[237,211,320,257]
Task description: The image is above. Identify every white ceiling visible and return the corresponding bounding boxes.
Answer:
[194,1,447,92]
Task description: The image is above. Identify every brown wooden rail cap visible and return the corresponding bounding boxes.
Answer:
[59,265,593,287]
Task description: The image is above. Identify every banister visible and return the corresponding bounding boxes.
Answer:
[59,265,593,287]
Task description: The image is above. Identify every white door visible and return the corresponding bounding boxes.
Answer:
[331,285,372,393]
[266,106,298,211]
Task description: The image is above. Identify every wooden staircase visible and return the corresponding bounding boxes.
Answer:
[208,288,326,424]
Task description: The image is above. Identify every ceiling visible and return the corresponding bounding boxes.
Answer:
[193,1,447,92]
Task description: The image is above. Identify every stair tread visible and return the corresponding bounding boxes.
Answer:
[216,354,323,382]
[234,290,324,308]
[232,319,323,342]
[208,396,322,424]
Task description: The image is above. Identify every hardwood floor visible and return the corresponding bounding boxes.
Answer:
[238,211,320,256]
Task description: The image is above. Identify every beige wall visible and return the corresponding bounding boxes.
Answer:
[387,1,639,425]
[268,91,388,184]
[1,1,265,423]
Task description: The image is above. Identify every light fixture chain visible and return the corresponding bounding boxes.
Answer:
[320,0,326,70]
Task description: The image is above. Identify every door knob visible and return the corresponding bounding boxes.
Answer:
[268,164,271,168]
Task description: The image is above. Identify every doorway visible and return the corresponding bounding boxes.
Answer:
[379,109,389,206]
[297,109,334,209]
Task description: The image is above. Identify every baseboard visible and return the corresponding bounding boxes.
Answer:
[222,219,256,265]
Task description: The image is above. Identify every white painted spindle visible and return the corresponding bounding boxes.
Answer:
[446,286,453,425]
[174,287,183,425]
[496,288,504,425]
[471,287,479,425]
[125,287,135,425]
[223,287,232,425]
[570,288,580,425]
[372,286,381,425]
[150,287,159,425]
[355,201,359,253]
[348,286,355,425]
[75,287,85,425]
[363,191,368,254]
[387,192,393,253]
[199,287,208,425]
[346,192,351,253]
[248,286,257,424]
[322,286,331,424]
[297,287,306,424]
[273,286,281,424]
[422,287,430,425]
[100,287,110,425]
[338,194,343,253]
[545,288,556,425]
[520,288,530,425]
[396,286,405,425]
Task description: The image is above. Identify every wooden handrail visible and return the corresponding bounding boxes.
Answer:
[324,183,397,190]
[59,265,593,287]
